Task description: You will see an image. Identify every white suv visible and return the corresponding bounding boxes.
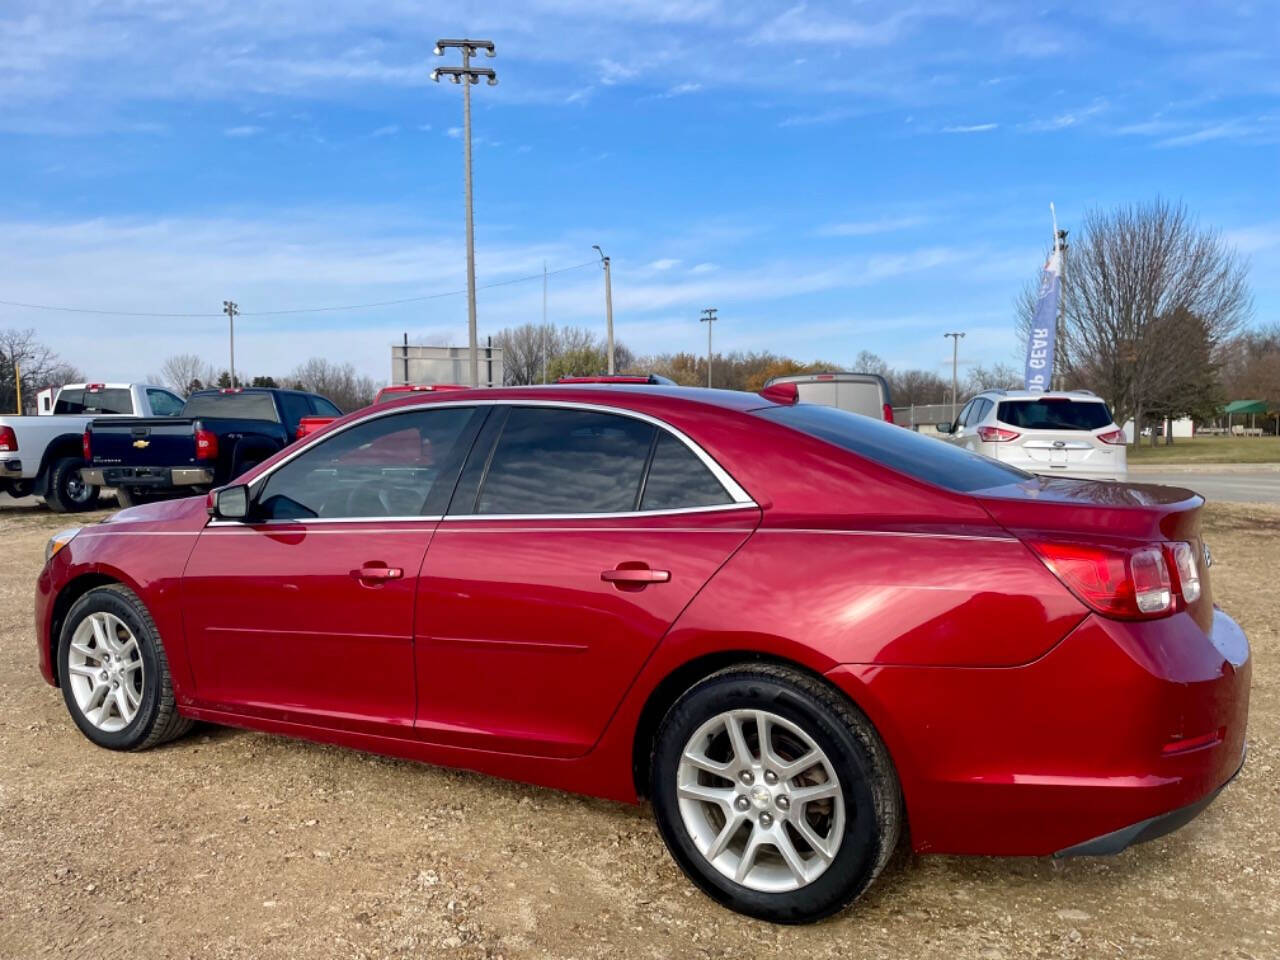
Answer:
[937,389,1127,480]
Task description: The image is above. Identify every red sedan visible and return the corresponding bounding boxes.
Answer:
[34,384,1250,923]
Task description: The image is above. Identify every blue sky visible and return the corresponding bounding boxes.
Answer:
[1,1,1277,383]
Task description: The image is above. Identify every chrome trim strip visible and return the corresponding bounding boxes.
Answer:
[171,467,215,485]
[439,503,758,522]
[755,528,1016,543]
[433,525,758,534]
[242,398,755,506]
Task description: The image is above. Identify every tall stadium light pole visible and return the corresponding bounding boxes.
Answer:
[700,307,718,387]
[432,39,496,387]
[223,300,239,387]
[592,245,615,374]
[944,331,965,421]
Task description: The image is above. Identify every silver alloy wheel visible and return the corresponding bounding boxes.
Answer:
[65,612,145,733]
[65,469,92,503]
[676,708,845,893]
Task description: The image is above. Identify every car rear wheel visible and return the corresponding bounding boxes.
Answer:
[651,664,901,923]
[57,585,193,751]
[46,457,99,513]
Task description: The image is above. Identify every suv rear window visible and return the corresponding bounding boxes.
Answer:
[996,399,1113,431]
[755,404,1029,493]
[181,392,279,422]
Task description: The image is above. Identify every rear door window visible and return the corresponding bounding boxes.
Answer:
[997,399,1113,431]
[469,407,655,515]
[146,389,185,417]
[640,432,733,511]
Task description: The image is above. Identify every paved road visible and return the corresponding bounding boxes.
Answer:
[1127,465,1280,505]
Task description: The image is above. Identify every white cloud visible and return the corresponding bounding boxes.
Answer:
[371,124,400,137]
[224,125,263,137]
[817,216,928,237]
[648,258,681,270]
[662,82,702,97]
[942,123,998,134]
[598,58,639,85]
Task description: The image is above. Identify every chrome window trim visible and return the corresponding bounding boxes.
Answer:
[221,398,756,524]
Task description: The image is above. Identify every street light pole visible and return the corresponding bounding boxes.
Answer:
[700,308,717,387]
[223,300,239,387]
[944,331,965,421]
[592,245,615,374]
[432,39,496,388]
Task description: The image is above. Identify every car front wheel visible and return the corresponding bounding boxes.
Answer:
[651,664,901,923]
[57,585,193,751]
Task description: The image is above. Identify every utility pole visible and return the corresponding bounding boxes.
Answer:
[944,331,965,421]
[542,260,549,384]
[592,245,615,374]
[13,364,20,414]
[222,300,239,387]
[700,308,718,388]
[432,39,496,387]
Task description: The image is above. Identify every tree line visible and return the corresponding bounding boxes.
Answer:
[148,354,379,412]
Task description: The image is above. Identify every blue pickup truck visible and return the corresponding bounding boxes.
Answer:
[82,387,342,506]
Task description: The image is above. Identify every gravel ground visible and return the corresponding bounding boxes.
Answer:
[1,500,1276,960]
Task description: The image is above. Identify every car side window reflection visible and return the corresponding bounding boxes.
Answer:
[641,432,732,511]
[255,407,476,520]
[473,408,655,515]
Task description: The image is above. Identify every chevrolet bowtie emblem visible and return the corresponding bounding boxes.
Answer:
[132,439,150,449]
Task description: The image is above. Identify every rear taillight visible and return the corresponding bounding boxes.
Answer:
[1097,428,1126,445]
[977,425,1020,442]
[0,426,17,452]
[1029,540,1172,619]
[195,427,218,460]
[1169,541,1201,604]
[82,429,91,462]
[882,403,895,424]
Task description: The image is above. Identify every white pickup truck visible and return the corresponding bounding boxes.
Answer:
[0,382,185,511]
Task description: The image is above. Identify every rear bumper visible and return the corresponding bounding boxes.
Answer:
[1055,751,1244,856]
[84,466,214,488]
[827,607,1250,856]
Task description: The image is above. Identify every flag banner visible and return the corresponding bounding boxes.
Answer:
[1024,249,1061,391]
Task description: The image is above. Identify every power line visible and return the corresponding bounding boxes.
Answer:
[0,259,596,319]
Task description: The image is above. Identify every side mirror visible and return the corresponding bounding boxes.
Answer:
[208,484,250,521]
[936,422,954,434]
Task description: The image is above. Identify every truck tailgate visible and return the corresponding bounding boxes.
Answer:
[88,418,199,467]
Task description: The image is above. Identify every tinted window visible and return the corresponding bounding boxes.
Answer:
[146,389,184,417]
[641,432,732,511]
[181,392,279,422]
[256,408,477,520]
[311,396,342,417]
[952,400,974,429]
[474,408,654,515]
[965,398,991,426]
[997,399,1113,431]
[755,403,1029,493]
[278,393,312,429]
[55,388,133,415]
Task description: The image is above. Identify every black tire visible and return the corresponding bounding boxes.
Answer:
[46,457,99,513]
[650,664,901,924]
[57,585,194,751]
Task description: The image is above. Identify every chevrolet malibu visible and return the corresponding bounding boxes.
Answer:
[35,383,1250,923]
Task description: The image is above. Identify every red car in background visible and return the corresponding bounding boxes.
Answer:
[35,383,1249,923]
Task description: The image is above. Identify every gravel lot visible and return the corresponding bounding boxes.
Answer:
[1,498,1276,960]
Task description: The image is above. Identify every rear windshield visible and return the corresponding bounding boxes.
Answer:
[755,403,1029,493]
[997,398,1113,431]
[181,392,279,422]
[55,388,133,415]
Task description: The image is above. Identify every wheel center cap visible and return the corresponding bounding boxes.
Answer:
[749,785,771,810]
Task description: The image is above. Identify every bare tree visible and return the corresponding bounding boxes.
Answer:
[0,328,84,413]
[492,323,556,385]
[288,358,377,413]
[1019,198,1251,443]
[158,353,215,394]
